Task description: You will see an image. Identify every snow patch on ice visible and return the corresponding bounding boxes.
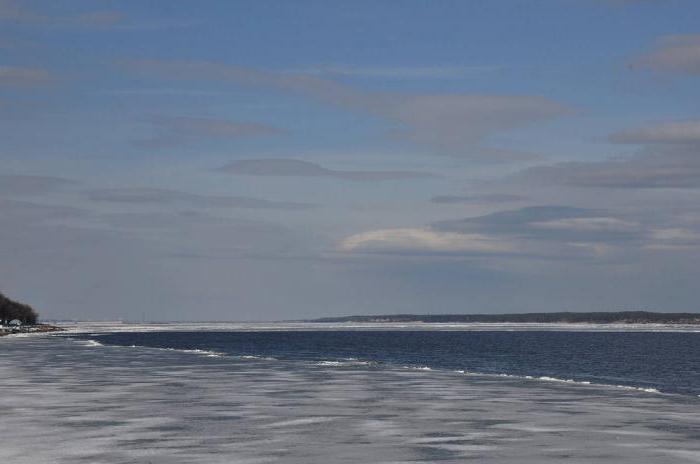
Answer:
[454,369,661,394]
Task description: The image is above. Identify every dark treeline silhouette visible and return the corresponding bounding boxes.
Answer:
[309,311,700,324]
[0,292,38,325]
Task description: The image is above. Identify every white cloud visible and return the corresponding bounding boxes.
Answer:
[650,228,700,241]
[123,59,569,161]
[339,228,511,254]
[630,34,700,75]
[515,118,700,189]
[644,227,700,251]
[530,217,639,232]
[610,120,700,144]
[338,206,659,260]
[381,95,568,156]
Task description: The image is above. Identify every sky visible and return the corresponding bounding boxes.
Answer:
[2,0,700,321]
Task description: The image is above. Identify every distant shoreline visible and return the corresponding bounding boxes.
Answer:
[306,311,700,325]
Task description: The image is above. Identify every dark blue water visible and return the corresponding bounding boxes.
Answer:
[76,331,700,396]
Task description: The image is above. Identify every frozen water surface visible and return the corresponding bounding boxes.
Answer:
[1,332,699,463]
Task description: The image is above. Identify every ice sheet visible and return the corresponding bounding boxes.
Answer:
[57,320,700,333]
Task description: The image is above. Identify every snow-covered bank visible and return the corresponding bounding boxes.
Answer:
[55,320,700,334]
[0,324,64,337]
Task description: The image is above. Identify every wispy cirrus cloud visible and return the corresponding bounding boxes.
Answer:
[121,59,570,161]
[383,95,567,158]
[431,194,527,204]
[0,65,51,86]
[515,119,700,189]
[339,228,511,255]
[340,206,651,258]
[0,0,121,26]
[217,159,437,181]
[629,34,700,75]
[136,116,283,148]
[0,198,86,224]
[515,151,700,189]
[0,1,201,32]
[287,64,503,79]
[101,88,227,97]
[609,120,700,144]
[0,175,76,196]
[84,187,315,211]
[646,227,700,250]
[433,206,642,243]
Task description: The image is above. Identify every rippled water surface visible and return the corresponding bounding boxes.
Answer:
[78,330,700,395]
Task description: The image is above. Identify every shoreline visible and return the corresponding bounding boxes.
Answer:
[306,311,700,325]
[0,324,64,337]
[50,320,700,335]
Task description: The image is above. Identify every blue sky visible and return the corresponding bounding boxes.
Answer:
[2,0,700,320]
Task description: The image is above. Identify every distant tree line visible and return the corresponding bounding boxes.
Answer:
[0,292,38,325]
[310,311,700,324]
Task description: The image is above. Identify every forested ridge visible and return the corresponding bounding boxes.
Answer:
[309,311,700,324]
